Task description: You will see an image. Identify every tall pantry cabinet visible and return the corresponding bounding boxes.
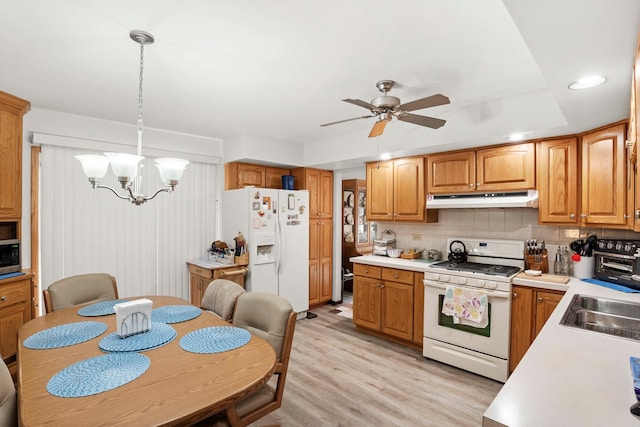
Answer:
[0,90,33,379]
[290,167,334,306]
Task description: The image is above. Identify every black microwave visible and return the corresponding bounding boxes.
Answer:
[0,239,20,275]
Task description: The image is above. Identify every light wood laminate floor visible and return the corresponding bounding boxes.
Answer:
[253,301,503,427]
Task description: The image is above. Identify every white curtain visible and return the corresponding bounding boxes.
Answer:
[39,145,218,301]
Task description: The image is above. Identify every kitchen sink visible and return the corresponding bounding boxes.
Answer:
[560,294,640,342]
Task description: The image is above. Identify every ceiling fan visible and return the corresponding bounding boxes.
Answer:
[321,80,450,138]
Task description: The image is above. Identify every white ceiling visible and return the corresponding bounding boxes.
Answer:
[1,0,639,170]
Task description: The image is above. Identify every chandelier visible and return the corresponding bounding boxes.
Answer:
[75,30,189,206]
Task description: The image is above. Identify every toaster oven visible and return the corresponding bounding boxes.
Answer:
[373,230,396,256]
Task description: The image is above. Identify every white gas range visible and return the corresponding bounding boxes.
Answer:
[423,238,525,382]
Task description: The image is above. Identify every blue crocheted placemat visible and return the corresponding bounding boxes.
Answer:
[78,299,131,317]
[23,321,108,349]
[151,305,202,324]
[581,278,640,293]
[179,326,251,354]
[99,322,176,352]
[47,352,150,397]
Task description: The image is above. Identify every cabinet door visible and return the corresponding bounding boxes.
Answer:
[189,273,205,306]
[427,151,475,193]
[319,221,333,302]
[320,170,333,218]
[534,290,564,336]
[581,124,627,226]
[476,142,535,191]
[308,219,320,305]
[509,285,534,373]
[265,167,290,189]
[306,169,322,218]
[381,280,413,341]
[237,164,265,188]
[393,157,425,221]
[0,93,29,219]
[353,275,382,331]
[537,138,579,224]
[366,161,394,221]
[413,273,424,345]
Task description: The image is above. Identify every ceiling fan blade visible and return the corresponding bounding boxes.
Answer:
[320,115,375,127]
[343,98,376,110]
[368,120,388,138]
[399,94,450,112]
[398,113,446,129]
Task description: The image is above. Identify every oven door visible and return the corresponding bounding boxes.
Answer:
[423,279,510,359]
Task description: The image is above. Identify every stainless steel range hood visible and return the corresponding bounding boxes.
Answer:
[426,190,538,209]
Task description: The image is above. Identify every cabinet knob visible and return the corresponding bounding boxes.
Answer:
[570,214,576,219]
[364,269,369,273]
[394,274,399,279]
[469,183,474,187]
[580,214,587,218]
[0,295,5,301]
[512,292,518,299]
[537,297,544,302]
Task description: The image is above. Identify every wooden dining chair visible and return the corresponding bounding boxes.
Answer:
[200,279,246,322]
[0,354,17,427]
[43,273,119,313]
[221,292,297,426]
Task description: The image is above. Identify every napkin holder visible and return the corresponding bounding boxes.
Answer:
[115,299,152,338]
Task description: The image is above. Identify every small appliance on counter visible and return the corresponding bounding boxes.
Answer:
[373,230,396,256]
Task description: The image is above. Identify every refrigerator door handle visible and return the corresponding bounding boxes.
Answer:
[275,206,281,275]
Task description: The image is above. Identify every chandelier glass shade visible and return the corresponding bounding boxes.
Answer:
[75,30,189,206]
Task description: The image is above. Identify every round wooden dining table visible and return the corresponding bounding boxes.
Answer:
[17,295,276,426]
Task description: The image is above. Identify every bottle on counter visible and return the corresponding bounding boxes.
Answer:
[554,247,562,274]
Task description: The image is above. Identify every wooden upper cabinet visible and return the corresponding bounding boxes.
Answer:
[427,142,535,194]
[427,151,475,193]
[537,138,579,225]
[265,167,291,189]
[224,162,291,190]
[476,142,535,191]
[293,168,333,219]
[367,157,432,222]
[581,123,627,227]
[633,34,640,231]
[237,164,265,188]
[366,161,394,221]
[0,91,30,220]
[393,157,425,221]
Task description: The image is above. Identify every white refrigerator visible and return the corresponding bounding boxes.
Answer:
[221,188,309,318]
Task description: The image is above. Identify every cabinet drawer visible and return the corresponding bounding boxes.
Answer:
[382,268,414,285]
[0,280,30,307]
[187,264,214,279]
[353,263,381,279]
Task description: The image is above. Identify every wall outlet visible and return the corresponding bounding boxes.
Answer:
[412,234,422,241]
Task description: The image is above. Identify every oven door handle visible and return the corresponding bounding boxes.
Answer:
[423,280,510,299]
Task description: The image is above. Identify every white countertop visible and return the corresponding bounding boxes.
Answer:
[483,279,640,427]
[187,259,239,269]
[350,255,439,271]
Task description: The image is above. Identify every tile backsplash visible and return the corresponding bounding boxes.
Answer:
[373,208,640,255]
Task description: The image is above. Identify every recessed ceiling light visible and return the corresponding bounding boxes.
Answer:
[568,75,607,90]
[507,133,526,141]
[380,153,392,160]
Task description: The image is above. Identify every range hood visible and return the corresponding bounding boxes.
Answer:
[426,190,538,209]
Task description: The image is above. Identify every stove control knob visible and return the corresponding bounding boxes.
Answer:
[597,241,606,250]
[615,241,623,251]
[440,275,450,282]
[476,281,486,288]
[624,243,633,253]
[486,282,497,289]
[607,241,615,250]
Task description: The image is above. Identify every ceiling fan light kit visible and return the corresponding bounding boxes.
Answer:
[321,79,450,138]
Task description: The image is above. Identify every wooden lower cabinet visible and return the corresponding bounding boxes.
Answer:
[0,273,33,378]
[353,264,417,345]
[509,285,565,373]
[187,263,247,306]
